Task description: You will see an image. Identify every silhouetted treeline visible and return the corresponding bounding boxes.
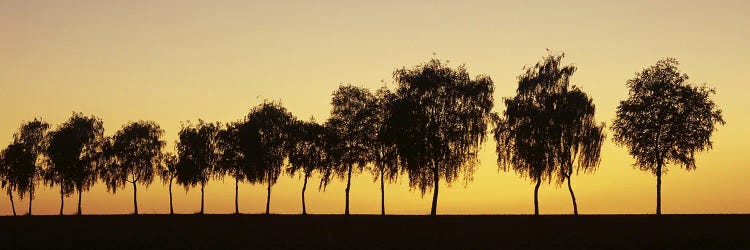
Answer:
[0,53,724,216]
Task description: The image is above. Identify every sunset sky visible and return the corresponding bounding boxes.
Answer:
[1,0,748,215]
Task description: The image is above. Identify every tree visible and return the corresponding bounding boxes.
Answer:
[1,144,23,216]
[553,86,605,215]
[389,59,494,215]
[45,112,105,215]
[216,121,252,214]
[287,118,331,215]
[246,102,295,214]
[495,53,593,215]
[371,87,400,215]
[326,85,378,215]
[101,121,165,215]
[176,120,220,214]
[5,119,50,215]
[612,58,724,215]
[159,152,178,214]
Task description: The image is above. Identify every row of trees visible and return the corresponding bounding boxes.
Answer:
[0,54,723,216]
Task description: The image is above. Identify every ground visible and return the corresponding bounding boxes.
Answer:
[1,214,748,249]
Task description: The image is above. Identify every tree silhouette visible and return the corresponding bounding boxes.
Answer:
[495,53,593,215]
[159,152,178,214]
[389,59,494,215]
[216,121,252,214]
[287,118,331,215]
[371,87,400,215]
[612,58,724,215]
[44,112,104,215]
[1,144,23,216]
[245,101,295,214]
[176,120,220,214]
[0,119,49,216]
[326,85,378,215]
[100,121,165,215]
[553,86,605,215]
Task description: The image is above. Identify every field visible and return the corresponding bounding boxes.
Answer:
[1,214,748,249]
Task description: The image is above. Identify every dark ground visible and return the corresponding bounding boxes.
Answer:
[1,214,748,249]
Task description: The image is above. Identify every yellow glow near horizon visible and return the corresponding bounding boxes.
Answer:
[1,0,748,215]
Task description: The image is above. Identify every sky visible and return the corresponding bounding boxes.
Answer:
[1,0,748,215]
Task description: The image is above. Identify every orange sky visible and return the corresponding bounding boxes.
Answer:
[1,0,748,215]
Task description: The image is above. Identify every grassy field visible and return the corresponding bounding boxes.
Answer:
[1,214,748,249]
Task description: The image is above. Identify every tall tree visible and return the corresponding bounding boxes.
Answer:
[159,152,178,214]
[612,58,724,215]
[371,87,400,215]
[45,112,105,215]
[389,59,494,215]
[246,102,295,214]
[326,85,378,215]
[0,119,49,216]
[287,118,331,215]
[176,120,220,214]
[494,53,582,215]
[101,121,165,215]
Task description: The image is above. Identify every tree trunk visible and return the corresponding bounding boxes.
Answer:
[345,165,352,215]
[265,181,271,214]
[133,182,138,215]
[380,169,385,216]
[168,179,174,215]
[234,178,239,214]
[656,161,662,215]
[200,183,205,214]
[430,167,439,216]
[27,189,33,216]
[534,178,541,216]
[9,192,16,216]
[567,175,578,215]
[77,188,82,215]
[59,186,64,215]
[302,174,308,215]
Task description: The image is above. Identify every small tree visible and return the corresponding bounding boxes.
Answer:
[101,121,165,215]
[287,118,331,215]
[389,59,494,215]
[159,152,178,214]
[0,145,23,216]
[45,112,105,215]
[326,85,378,215]
[612,58,724,215]
[176,120,220,214]
[246,102,295,214]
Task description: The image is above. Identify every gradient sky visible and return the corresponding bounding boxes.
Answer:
[1,0,748,215]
